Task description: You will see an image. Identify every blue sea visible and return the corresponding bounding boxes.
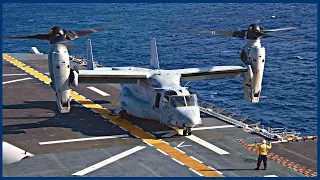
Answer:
[2,3,317,136]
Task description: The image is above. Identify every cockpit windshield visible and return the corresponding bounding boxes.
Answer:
[185,95,198,106]
[169,95,198,108]
[170,96,186,107]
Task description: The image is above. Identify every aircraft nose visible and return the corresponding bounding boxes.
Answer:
[174,107,201,127]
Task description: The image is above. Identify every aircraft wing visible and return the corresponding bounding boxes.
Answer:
[78,70,151,84]
[172,66,247,81]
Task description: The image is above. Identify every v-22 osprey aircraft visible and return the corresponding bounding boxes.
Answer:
[79,37,247,136]
[4,24,298,135]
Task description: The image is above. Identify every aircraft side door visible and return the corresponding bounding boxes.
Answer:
[160,95,172,125]
[154,93,161,109]
[153,93,162,121]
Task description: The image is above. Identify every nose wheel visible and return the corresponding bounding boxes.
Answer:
[183,127,192,136]
[119,110,128,119]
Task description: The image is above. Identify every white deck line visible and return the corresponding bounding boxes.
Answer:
[189,168,204,176]
[159,139,170,145]
[133,125,143,131]
[2,77,33,85]
[189,156,203,163]
[119,126,128,132]
[72,146,146,176]
[192,125,235,131]
[174,147,186,154]
[39,134,129,145]
[146,132,156,137]
[186,135,230,155]
[171,158,185,166]
[87,86,110,96]
[264,175,278,177]
[208,166,223,175]
[156,149,168,156]
[153,125,235,134]
[3,73,27,76]
[142,140,154,147]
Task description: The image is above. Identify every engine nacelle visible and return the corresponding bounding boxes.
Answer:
[243,42,266,102]
[52,49,71,113]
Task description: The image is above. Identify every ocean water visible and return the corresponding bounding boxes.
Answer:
[2,3,317,136]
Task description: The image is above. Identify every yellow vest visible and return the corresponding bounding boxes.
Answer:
[255,143,272,155]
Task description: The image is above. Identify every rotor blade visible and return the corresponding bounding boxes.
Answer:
[262,27,297,32]
[178,30,230,35]
[259,32,300,40]
[3,34,49,40]
[231,30,247,38]
[65,26,114,41]
[179,30,247,38]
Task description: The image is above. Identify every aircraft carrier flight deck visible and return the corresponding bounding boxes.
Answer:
[2,53,317,177]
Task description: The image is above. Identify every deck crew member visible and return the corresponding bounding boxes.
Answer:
[254,139,272,170]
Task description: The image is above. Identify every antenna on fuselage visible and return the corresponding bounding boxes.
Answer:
[184,81,190,87]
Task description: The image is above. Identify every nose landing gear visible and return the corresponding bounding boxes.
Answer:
[183,127,192,136]
[118,110,128,119]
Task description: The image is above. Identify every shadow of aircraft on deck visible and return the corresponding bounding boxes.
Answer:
[2,100,128,137]
[3,100,173,137]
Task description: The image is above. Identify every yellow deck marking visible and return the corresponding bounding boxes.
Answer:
[3,53,223,177]
[3,54,52,84]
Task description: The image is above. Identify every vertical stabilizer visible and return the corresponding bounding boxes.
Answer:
[86,39,94,70]
[150,38,160,69]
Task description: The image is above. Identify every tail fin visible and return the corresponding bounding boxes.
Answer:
[150,38,160,69]
[86,39,94,70]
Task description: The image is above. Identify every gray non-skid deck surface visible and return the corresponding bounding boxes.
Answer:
[2,53,314,177]
[3,145,199,177]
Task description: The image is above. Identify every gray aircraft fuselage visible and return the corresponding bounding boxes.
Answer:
[119,69,202,129]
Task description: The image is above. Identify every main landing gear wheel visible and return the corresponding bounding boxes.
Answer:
[183,127,192,136]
